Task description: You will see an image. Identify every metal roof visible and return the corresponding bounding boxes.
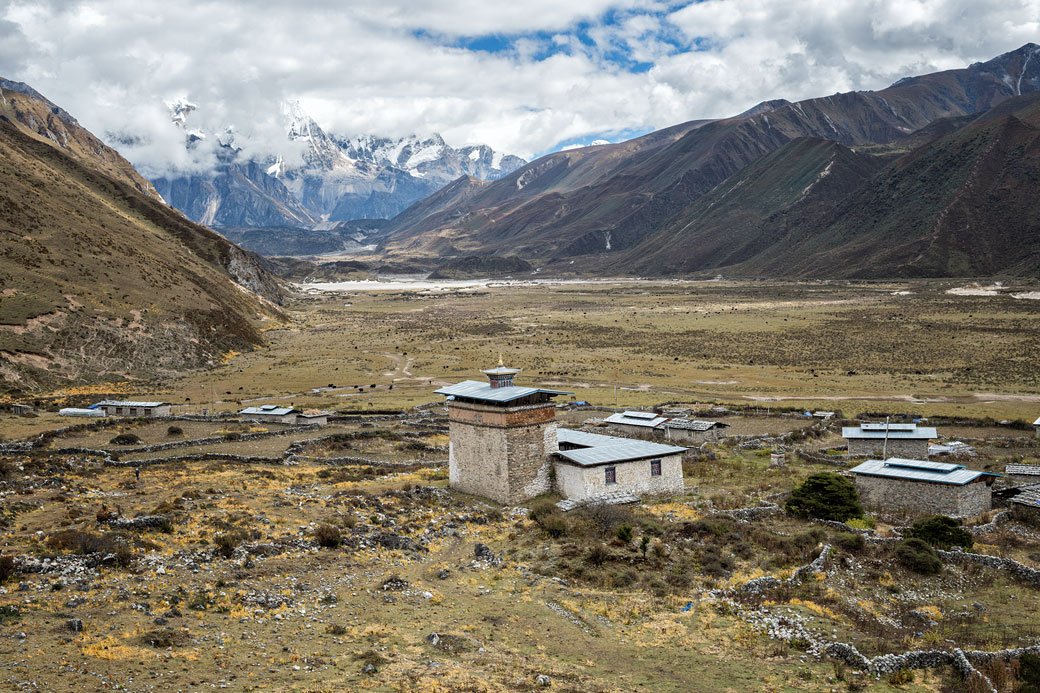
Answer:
[1006,464,1040,476]
[842,425,937,440]
[1033,417,1040,426]
[661,418,728,431]
[435,380,571,403]
[604,411,668,428]
[240,406,300,416]
[849,457,999,486]
[556,428,686,467]
[95,400,169,408]
[861,422,918,431]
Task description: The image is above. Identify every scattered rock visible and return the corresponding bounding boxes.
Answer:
[536,673,552,687]
[65,618,84,633]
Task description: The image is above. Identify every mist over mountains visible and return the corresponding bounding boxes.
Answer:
[143,100,526,231]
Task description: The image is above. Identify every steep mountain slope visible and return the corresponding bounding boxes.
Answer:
[1,79,160,200]
[378,44,1040,267]
[611,137,885,274]
[613,92,1040,278]
[149,102,527,231]
[0,84,284,390]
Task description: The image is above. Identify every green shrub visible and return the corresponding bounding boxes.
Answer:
[895,538,942,575]
[1020,652,1040,693]
[785,473,863,521]
[904,515,972,550]
[616,525,633,542]
[835,532,866,553]
[166,425,183,436]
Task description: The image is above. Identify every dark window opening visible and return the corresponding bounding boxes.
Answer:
[650,459,662,477]
[605,466,617,485]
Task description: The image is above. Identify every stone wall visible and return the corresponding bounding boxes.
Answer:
[553,453,683,501]
[847,438,929,458]
[1011,502,1040,528]
[660,427,723,445]
[855,475,991,518]
[446,401,558,504]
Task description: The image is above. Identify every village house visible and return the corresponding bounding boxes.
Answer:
[297,411,330,426]
[849,457,999,518]
[94,400,171,418]
[1034,416,1040,439]
[554,428,685,502]
[239,404,302,424]
[842,422,937,458]
[436,364,687,505]
[1004,463,1040,487]
[658,418,729,444]
[603,410,728,444]
[1008,484,1040,527]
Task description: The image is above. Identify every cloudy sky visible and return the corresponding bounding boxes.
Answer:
[1,0,1037,175]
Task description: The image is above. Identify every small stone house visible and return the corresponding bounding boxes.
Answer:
[842,422,937,458]
[658,418,729,444]
[849,457,999,518]
[239,405,302,424]
[95,400,172,418]
[1004,463,1040,487]
[1009,485,1040,527]
[554,429,685,502]
[603,411,668,436]
[297,411,329,426]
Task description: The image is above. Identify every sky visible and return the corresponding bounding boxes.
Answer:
[1,0,1038,176]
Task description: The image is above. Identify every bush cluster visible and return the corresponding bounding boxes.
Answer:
[904,515,972,550]
[314,524,342,548]
[895,538,942,575]
[785,473,863,521]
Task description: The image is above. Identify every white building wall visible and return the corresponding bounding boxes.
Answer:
[554,453,684,501]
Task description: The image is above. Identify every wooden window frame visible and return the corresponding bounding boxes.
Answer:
[605,466,617,485]
[650,459,662,477]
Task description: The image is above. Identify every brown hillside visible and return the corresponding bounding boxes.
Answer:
[0,93,284,391]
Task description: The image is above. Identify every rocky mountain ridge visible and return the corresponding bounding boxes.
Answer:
[149,101,525,231]
[374,43,1040,278]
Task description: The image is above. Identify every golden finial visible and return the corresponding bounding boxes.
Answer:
[497,353,504,367]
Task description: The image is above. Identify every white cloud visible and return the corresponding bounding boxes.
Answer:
[0,0,1036,175]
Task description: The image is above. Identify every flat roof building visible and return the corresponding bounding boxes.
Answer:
[850,457,999,518]
[239,405,302,424]
[554,429,686,502]
[842,422,937,458]
[94,400,171,418]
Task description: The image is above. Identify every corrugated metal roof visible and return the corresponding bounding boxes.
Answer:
[1033,417,1040,426]
[1006,464,1040,476]
[861,422,918,431]
[555,428,686,466]
[842,425,937,440]
[661,418,728,431]
[435,380,571,403]
[95,400,168,408]
[240,406,299,416]
[604,411,668,428]
[850,458,999,485]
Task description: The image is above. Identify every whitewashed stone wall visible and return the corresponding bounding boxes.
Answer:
[553,453,684,501]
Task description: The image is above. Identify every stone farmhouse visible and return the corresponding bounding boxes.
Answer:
[842,422,937,458]
[849,457,999,518]
[555,429,685,502]
[436,365,687,505]
[1004,463,1040,487]
[1009,484,1040,527]
[94,400,171,418]
[603,410,729,444]
[239,405,302,424]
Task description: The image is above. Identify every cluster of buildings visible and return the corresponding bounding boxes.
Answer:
[58,400,328,426]
[435,363,688,505]
[602,410,729,444]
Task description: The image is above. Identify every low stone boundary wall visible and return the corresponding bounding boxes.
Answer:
[938,547,1040,586]
[718,503,782,522]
